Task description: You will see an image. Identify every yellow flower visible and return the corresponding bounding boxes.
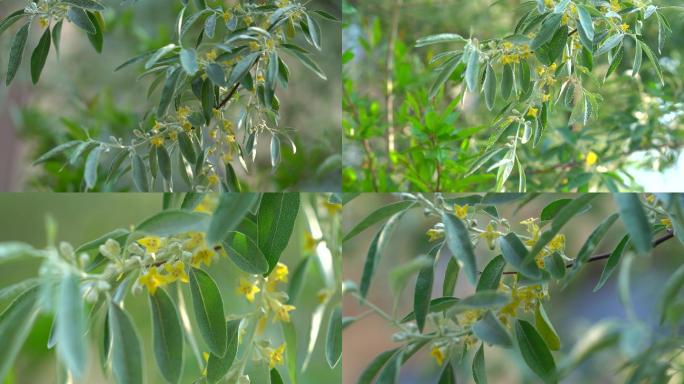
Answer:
[184,232,205,250]
[256,314,268,335]
[191,248,215,267]
[304,231,317,252]
[222,11,232,23]
[249,41,260,52]
[138,236,163,253]
[431,346,445,366]
[548,234,565,252]
[611,0,621,12]
[661,218,673,230]
[454,204,468,220]
[151,136,165,147]
[207,174,220,187]
[549,63,557,72]
[527,107,539,118]
[426,228,445,242]
[225,134,236,143]
[267,343,286,369]
[177,106,191,120]
[324,202,343,215]
[274,303,296,322]
[460,310,481,327]
[244,16,254,26]
[139,267,168,295]
[620,23,629,32]
[205,49,218,61]
[164,261,189,283]
[541,93,551,103]
[586,151,599,166]
[480,223,499,250]
[271,262,289,283]
[645,194,655,204]
[544,0,554,7]
[182,121,193,132]
[39,17,49,28]
[237,278,260,302]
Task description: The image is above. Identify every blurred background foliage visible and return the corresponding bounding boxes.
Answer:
[0,193,340,383]
[342,193,684,383]
[342,0,684,192]
[0,0,341,192]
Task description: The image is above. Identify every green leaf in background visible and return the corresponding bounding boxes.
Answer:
[375,349,403,384]
[360,212,403,298]
[414,246,438,332]
[499,232,542,279]
[415,33,466,47]
[156,145,172,183]
[574,213,619,266]
[484,63,496,110]
[257,193,300,273]
[30,27,51,84]
[531,13,562,50]
[465,48,480,92]
[281,321,297,384]
[157,67,182,118]
[325,307,342,368]
[136,210,210,236]
[515,319,556,383]
[131,153,149,191]
[207,193,260,245]
[189,268,227,357]
[659,263,684,324]
[67,7,96,34]
[472,344,487,384]
[535,302,560,351]
[56,272,87,378]
[472,311,512,347]
[357,348,399,384]
[438,362,456,384]
[288,256,310,304]
[546,252,566,280]
[108,302,143,384]
[451,290,509,312]
[476,255,505,292]
[6,22,30,86]
[270,368,285,384]
[149,288,183,384]
[343,200,415,242]
[223,231,269,274]
[540,199,572,221]
[84,145,102,189]
[0,10,25,37]
[0,285,40,380]
[207,319,240,384]
[501,63,513,100]
[32,140,81,165]
[400,297,459,323]
[442,253,459,296]
[613,194,652,255]
[180,48,199,75]
[442,213,478,284]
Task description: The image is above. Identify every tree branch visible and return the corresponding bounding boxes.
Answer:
[218,57,260,109]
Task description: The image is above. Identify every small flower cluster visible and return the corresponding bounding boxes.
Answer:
[499,41,533,65]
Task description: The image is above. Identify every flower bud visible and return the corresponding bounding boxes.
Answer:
[59,242,75,262]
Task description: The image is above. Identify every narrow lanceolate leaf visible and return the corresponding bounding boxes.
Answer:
[438,362,456,384]
[576,5,594,42]
[501,63,513,100]
[414,245,439,332]
[57,273,87,378]
[281,321,297,384]
[207,193,260,245]
[270,135,281,168]
[0,286,40,381]
[6,22,30,86]
[484,63,496,110]
[156,145,172,183]
[223,231,269,275]
[595,34,624,56]
[476,255,505,292]
[178,132,196,163]
[257,193,299,273]
[472,311,512,347]
[30,27,51,84]
[429,55,461,99]
[180,48,199,75]
[472,344,487,384]
[400,297,460,323]
[149,288,183,384]
[0,10,25,37]
[357,348,399,384]
[443,255,459,296]
[415,33,466,47]
[136,210,210,236]
[639,39,664,85]
[158,67,182,118]
[465,48,480,92]
[189,268,227,357]
[131,153,149,192]
[109,302,143,384]
[84,145,102,189]
[575,213,619,265]
[535,302,560,351]
[270,368,285,384]
[360,213,404,298]
[660,264,684,324]
[499,232,542,279]
[325,307,342,368]
[375,349,403,384]
[531,13,562,50]
[63,0,105,11]
[515,319,556,383]
[67,7,96,34]
[594,235,629,292]
[343,201,414,242]
[33,140,81,165]
[207,319,240,384]
[613,194,652,255]
[442,213,478,284]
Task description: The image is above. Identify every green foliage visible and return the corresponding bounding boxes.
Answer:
[343,1,684,192]
[2,0,339,192]
[0,193,341,383]
[344,193,684,383]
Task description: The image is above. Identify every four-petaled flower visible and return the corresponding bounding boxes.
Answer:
[480,223,499,250]
[426,228,445,242]
[274,303,296,323]
[164,261,189,283]
[454,204,468,220]
[138,236,163,254]
[237,278,261,303]
[585,151,598,166]
[431,346,445,366]
[191,248,215,267]
[527,107,539,118]
[267,343,286,369]
[139,266,167,295]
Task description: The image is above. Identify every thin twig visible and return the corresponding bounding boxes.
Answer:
[218,57,260,109]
